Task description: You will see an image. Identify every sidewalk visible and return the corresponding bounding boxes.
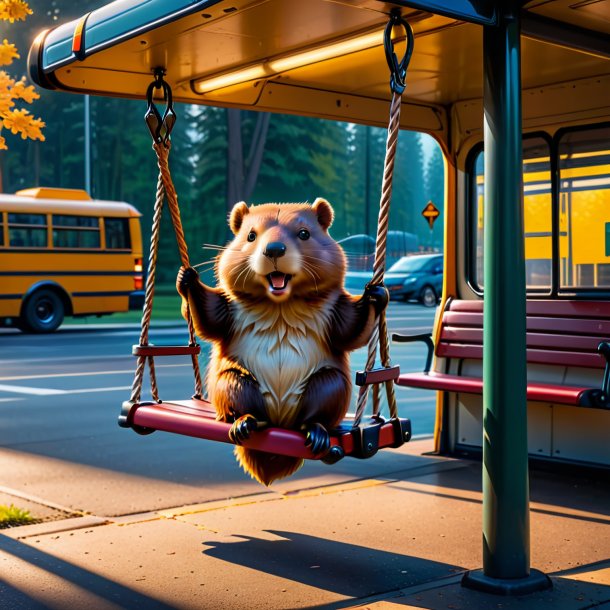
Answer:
[1,439,608,610]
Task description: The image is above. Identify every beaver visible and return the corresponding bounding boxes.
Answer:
[176,198,388,485]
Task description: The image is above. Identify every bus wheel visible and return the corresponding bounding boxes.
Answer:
[21,289,65,333]
[419,285,437,308]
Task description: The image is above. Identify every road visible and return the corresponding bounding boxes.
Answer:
[0,302,436,519]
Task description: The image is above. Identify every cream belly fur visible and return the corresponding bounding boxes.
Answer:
[223,298,341,427]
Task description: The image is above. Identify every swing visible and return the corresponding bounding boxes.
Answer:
[119,13,414,464]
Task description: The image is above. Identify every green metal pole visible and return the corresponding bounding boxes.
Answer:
[482,7,528,578]
[462,2,550,594]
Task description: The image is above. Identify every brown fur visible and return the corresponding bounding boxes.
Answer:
[176,198,381,485]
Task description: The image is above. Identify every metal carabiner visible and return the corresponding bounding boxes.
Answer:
[383,12,414,96]
[144,68,176,145]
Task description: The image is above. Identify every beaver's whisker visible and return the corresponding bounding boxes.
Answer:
[192,260,218,269]
[234,263,252,289]
[302,254,342,268]
[202,243,230,250]
[302,261,321,280]
[302,266,319,294]
[243,268,255,290]
[238,266,254,291]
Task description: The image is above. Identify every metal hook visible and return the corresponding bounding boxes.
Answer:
[144,68,176,145]
[383,12,414,95]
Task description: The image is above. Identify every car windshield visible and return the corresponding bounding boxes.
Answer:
[388,256,437,273]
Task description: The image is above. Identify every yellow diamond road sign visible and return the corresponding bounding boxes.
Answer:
[422,201,440,229]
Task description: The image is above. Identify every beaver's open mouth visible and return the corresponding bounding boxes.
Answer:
[267,272,292,292]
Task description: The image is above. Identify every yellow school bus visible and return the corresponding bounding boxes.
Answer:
[475,147,610,291]
[0,187,144,332]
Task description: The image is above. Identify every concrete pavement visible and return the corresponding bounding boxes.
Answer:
[1,439,608,610]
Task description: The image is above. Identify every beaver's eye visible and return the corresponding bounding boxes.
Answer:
[247,231,256,242]
[298,229,310,241]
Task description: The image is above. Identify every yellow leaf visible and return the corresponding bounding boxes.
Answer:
[0,39,19,66]
[2,107,45,140]
[0,69,15,91]
[12,78,38,103]
[0,93,15,115]
[0,0,33,23]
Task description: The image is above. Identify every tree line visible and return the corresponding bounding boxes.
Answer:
[1,0,444,284]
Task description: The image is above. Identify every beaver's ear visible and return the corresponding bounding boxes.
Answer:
[312,197,334,230]
[229,201,249,235]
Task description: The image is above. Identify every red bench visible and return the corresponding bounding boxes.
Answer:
[395,299,610,409]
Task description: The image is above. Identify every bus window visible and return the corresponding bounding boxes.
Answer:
[105,218,131,250]
[473,137,552,292]
[8,213,47,248]
[558,126,610,290]
[52,215,100,249]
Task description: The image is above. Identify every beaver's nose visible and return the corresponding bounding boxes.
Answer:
[263,241,286,259]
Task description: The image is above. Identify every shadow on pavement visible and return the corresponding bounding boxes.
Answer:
[202,529,464,601]
[0,534,175,610]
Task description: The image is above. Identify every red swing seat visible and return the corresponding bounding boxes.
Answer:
[119,397,411,462]
[119,17,415,466]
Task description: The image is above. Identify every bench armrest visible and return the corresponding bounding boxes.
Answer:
[392,332,434,373]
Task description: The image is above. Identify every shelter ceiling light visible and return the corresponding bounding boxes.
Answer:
[193,29,383,94]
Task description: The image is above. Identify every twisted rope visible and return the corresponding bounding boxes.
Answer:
[353,91,402,426]
[154,141,204,399]
[129,141,203,404]
[129,171,164,404]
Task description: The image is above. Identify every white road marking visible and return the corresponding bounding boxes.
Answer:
[0,363,191,382]
[0,397,24,403]
[60,385,132,395]
[0,384,134,396]
[0,384,66,396]
[0,353,134,365]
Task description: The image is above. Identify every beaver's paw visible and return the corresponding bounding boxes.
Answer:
[364,283,390,315]
[228,414,259,444]
[176,266,199,297]
[304,423,331,455]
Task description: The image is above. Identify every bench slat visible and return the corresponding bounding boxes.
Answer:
[448,299,610,318]
[443,311,610,337]
[397,372,588,405]
[437,343,605,369]
[440,327,609,353]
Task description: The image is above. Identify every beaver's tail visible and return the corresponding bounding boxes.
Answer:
[234,446,304,486]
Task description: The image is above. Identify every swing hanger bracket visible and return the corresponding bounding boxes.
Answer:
[145,67,176,145]
[384,11,414,95]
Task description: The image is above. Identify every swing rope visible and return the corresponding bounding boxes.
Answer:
[353,14,414,427]
[154,141,204,400]
[128,170,165,404]
[128,72,203,406]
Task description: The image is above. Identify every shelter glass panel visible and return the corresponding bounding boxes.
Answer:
[558,126,610,290]
[473,137,552,291]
